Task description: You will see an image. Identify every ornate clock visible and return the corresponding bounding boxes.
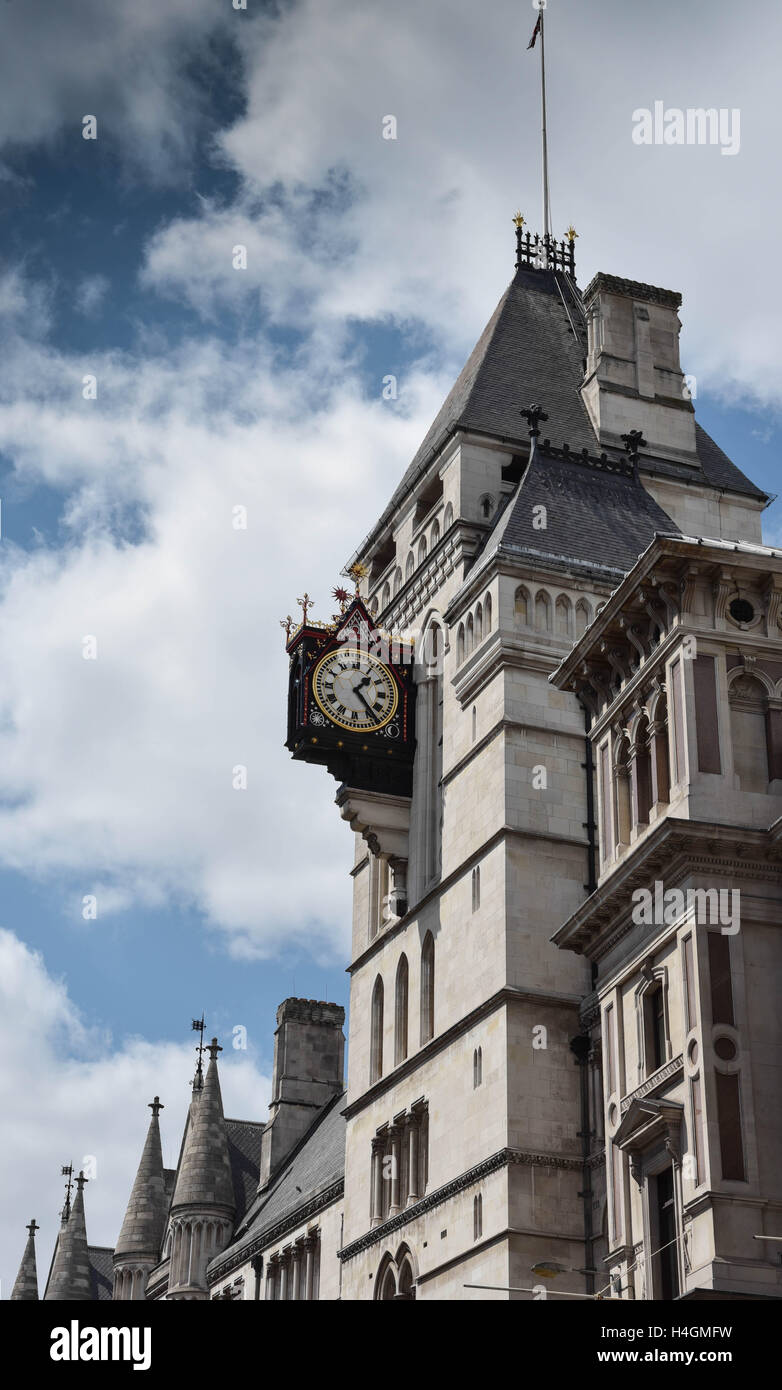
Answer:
[283,590,415,796]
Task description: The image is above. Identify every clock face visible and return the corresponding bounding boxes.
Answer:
[312,647,398,732]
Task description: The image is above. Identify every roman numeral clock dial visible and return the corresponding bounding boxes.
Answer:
[312,648,397,733]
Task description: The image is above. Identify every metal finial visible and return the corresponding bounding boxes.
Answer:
[520,404,549,438]
[565,225,578,243]
[279,615,294,640]
[513,211,525,229]
[60,1164,73,1218]
[191,1015,205,1090]
[348,562,368,597]
[296,593,313,623]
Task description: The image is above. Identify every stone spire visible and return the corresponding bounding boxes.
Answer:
[171,1040,234,1213]
[45,1172,92,1300]
[10,1219,40,1300]
[114,1097,168,1264]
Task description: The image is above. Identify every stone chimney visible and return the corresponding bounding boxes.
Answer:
[581,273,697,466]
[258,998,345,1190]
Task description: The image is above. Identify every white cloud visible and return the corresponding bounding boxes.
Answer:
[74,275,109,319]
[0,928,271,1297]
[0,270,445,958]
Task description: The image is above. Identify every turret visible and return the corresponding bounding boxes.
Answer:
[45,1171,92,1301]
[10,1219,40,1301]
[113,1097,169,1300]
[258,998,345,1189]
[166,1039,235,1299]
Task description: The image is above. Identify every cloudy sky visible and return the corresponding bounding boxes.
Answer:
[1,0,781,1293]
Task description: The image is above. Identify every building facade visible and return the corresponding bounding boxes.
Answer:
[12,230,782,1301]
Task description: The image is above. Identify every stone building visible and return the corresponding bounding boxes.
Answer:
[11,228,782,1300]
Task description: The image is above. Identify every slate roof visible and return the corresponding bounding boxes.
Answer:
[480,444,681,576]
[211,1092,345,1272]
[356,264,765,559]
[226,1119,265,1223]
[87,1246,115,1301]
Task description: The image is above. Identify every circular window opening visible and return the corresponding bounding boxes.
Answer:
[714,1036,737,1062]
[608,1103,618,1128]
[729,597,754,624]
[688,1039,699,1066]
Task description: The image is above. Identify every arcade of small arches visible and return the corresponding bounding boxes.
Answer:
[374,502,455,615]
[163,1215,233,1299]
[456,591,493,665]
[375,1244,418,1300]
[370,932,435,1085]
[514,584,593,640]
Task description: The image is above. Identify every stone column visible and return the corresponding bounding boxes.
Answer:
[304,1235,316,1301]
[406,1114,420,1206]
[278,1254,289,1302]
[388,1126,402,1215]
[371,1137,384,1228]
[291,1244,302,1300]
[265,1259,276,1301]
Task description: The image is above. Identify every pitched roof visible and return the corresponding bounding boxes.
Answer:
[87,1246,115,1301]
[211,1092,345,1272]
[357,264,765,558]
[480,444,680,577]
[226,1119,265,1223]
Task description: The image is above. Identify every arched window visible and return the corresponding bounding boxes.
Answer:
[473,1193,483,1240]
[472,705,477,742]
[397,1257,415,1300]
[381,582,391,609]
[430,519,440,548]
[420,932,435,1044]
[370,976,384,1083]
[471,865,480,912]
[575,597,592,637]
[535,590,551,631]
[443,502,454,531]
[555,594,573,638]
[473,1046,482,1088]
[405,551,415,580]
[485,592,492,632]
[466,613,474,654]
[515,586,530,625]
[392,567,402,597]
[729,672,770,792]
[394,955,409,1066]
[632,714,653,828]
[475,603,483,643]
[614,734,632,848]
[370,596,379,617]
[418,536,427,565]
[457,623,465,665]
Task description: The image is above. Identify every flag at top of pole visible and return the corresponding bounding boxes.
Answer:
[528,2,551,247]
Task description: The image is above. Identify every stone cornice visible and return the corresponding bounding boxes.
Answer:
[206,1179,345,1284]
[583,273,682,310]
[553,817,782,959]
[338,1147,583,1262]
[620,1055,684,1113]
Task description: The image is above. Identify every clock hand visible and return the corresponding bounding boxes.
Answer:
[355,687,377,718]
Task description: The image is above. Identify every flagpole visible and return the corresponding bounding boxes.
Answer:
[539,5,552,250]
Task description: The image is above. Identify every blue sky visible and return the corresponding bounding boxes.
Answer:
[1,0,782,1284]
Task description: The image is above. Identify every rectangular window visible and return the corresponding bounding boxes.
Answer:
[682,934,696,1033]
[708,932,734,1027]
[604,1005,615,1096]
[600,741,614,862]
[693,655,721,773]
[670,658,686,785]
[715,1071,746,1181]
[690,1074,705,1185]
[611,1142,623,1243]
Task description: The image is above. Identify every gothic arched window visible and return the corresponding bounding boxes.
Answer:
[473,1046,482,1088]
[466,613,474,654]
[475,603,483,643]
[370,976,384,1083]
[471,865,480,912]
[535,590,551,631]
[575,597,592,636]
[556,594,573,638]
[394,955,409,1066]
[515,586,530,625]
[457,623,465,665]
[485,592,492,632]
[473,1193,483,1240]
[392,567,402,597]
[418,536,427,565]
[381,582,391,610]
[443,502,454,531]
[406,551,415,581]
[420,932,435,1045]
[431,519,440,548]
